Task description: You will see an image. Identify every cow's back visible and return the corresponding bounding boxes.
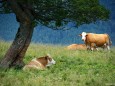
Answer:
[76,44,87,50]
[67,44,78,50]
[67,44,86,50]
[23,59,45,70]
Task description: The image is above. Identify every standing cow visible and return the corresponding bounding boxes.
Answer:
[79,32,112,51]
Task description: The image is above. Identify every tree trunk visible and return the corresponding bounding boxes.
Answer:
[0,22,34,69]
[0,0,35,69]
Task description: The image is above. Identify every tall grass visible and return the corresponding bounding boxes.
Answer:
[0,40,115,86]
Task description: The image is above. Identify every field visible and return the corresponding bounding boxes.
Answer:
[0,40,115,86]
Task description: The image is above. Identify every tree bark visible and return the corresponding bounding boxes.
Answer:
[0,22,34,69]
[0,0,35,69]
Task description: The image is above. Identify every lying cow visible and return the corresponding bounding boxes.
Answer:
[79,32,112,51]
[23,54,56,70]
[67,44,87,50]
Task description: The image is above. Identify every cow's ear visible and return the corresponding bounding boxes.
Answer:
[86,34,88,37]
[79,34,82,36]
[45,56,48,60]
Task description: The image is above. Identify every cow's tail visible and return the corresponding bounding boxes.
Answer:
[106,34,112,46]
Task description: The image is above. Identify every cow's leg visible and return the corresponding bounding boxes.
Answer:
[107,45,110,50]
[102,43,107,50]
[86,45,90,50]
[91,43,96,51]
[91,47,94,51]
[96,47,99,51]
[103,43,110,51]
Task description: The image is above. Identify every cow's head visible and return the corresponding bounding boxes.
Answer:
[46,54,56,67]
[79,32,87,42]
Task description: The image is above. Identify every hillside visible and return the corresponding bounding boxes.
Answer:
[0,41,115,86]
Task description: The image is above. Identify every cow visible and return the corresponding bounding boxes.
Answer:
[23,54,56,70]
[67,44,87,50]
[79,32,112,51]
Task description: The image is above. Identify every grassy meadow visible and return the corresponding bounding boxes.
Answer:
[0,40,115,86]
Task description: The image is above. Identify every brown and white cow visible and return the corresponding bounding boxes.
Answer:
[79,32,112,51]
[67,44,87,50]
[23,54,56,70]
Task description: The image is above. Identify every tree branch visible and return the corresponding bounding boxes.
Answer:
[0,0,7,3]
[0,0,7,8]
[7,0,31,23]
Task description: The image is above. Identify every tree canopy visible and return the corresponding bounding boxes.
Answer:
[0,0,109,29]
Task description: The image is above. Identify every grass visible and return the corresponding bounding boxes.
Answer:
[0,40,115,86]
